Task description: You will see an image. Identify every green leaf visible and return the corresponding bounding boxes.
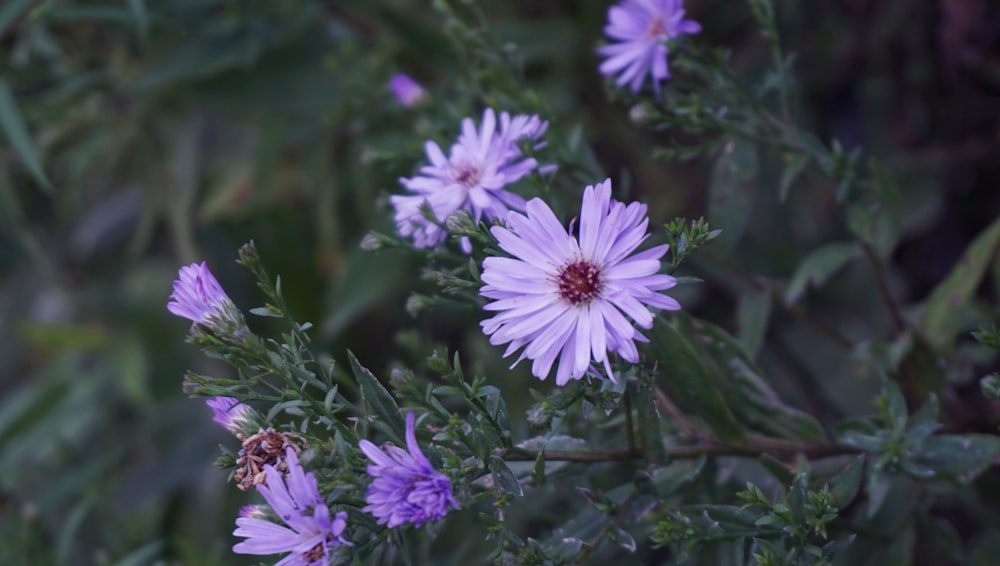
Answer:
[912,434,1000,483]
[127,0,148,39]
[709,139,757,251]
[882,379,909,435]
[864,468,892,518]
[784,242,860,304]
[919,215,1000,352]
[845,161,903,256]
[651,456,706,497]
[736,288,772,355]
[778,153,809,202]
[489,455,523,497]
[649,318,744,442]
[0,0,33,38]
[758,453,795,485]
[675,316,824,441]
[828,455,865,509]
[0,78,51,191]
[348,351,405,440]
[636,375,668,464]
[248,306,283,318]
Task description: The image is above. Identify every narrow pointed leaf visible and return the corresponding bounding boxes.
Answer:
[919,215,1000,352]
[785,242,860,304]
[0,78,51,191]
[650,317,744,442]
[348,351,405,440]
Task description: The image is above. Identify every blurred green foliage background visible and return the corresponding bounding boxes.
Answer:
[2,0,999,564]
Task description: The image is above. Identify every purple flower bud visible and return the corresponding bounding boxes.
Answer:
[167,262,235,326]
[388,73,426,107]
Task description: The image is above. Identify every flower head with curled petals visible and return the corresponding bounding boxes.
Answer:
[598,0,701,94]
[479,178,681,385]
[233,447,351,564]
[167,262,239,327]
[359,412,458,528]
[391,108,549,250]
[205,396,257,436]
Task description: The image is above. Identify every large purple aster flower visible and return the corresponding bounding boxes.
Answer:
[479,179,681,385]
[205,396,256,436]
[598,0,701,94]
[359,412,458,528]
[233,447,351,564]
[167,262,236,326]
[391,108,548,249]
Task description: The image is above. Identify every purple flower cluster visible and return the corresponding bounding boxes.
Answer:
[233,447,351,564]
[167,262,236,326]
[479,179,681,385]
[598,0,701,94]
[359,412,458,528]
[391,108,549,250]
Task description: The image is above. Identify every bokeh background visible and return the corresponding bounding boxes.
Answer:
[2,0,999,564]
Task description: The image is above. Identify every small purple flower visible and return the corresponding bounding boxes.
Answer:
[479,179,681,385]
[388,73,427,107]
[167,262,235,325]
[359,412,458,528]
[233,447,351,564]
[598,0,701,94]
[391,108,548,249]
[205,396,256,435]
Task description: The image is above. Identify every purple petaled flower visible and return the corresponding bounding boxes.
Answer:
[479,179,681,385]
[388,73,427,107]
[167,262,235,325]
[233,447,351,564]
[205,396,256,436]
[598,0,701,94]
[391,108,549,250]
[359,412,458,528]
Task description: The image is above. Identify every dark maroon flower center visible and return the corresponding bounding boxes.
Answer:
[556,260,603,305]
[646,16,667,39]
[452,162,482,188]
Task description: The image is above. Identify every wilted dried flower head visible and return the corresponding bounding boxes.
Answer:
[233,448,351,564]
[234,428,308,491]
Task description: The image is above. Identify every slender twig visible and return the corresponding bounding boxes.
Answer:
[0,1,36,42]
[623,388,637,452]
[503,441,860,463]
[861,242,906,333]
[783,302,854,350]
[654,387,703,438]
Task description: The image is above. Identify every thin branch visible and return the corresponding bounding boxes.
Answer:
[861,242,906,333]
[0,1,36,42]
[623,388,638,452]
[654,387,703,438]
[503,441,860,463]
